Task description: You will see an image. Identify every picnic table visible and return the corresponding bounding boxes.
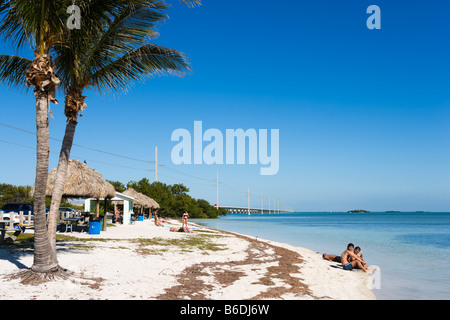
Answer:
[62,217,82,233]
[0,219,23,244]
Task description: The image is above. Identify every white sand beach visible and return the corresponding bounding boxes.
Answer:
[0,219,375,300]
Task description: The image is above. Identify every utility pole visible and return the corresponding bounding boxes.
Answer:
[269,196,271,214]
[155,146,158,182]
[216,171,219,210]
[248,187,250,215]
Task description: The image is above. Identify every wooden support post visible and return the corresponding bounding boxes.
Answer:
[96,199,100,218]
[102,198,108,231]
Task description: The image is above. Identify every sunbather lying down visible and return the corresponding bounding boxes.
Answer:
[170,227,194,233]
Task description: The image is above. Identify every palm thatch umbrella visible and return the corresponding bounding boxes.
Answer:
[146,197,160,220]
[40,159,116,199]
[141,193,159,210]
[121,188,153,209]
[31,159,116,229]
[149,198,160,209]
[115,188,159,218]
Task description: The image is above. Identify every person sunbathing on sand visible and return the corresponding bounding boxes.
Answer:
[322,253,341,263]
[341,243,368,272]
[169,226,193,233]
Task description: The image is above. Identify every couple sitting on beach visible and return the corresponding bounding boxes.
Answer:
[323,243,374,273]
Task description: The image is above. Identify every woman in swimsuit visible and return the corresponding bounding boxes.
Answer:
[182,211,189,230]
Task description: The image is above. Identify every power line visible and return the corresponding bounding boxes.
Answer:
[0,139,34,150]
[0,121,154,164]
[0,121,221,183]
[161,165,216,182]
[0,121,225,184]
[1,122,295,210]
[158,173,217,187]
[0,138,216,187]
[0,139,153,172]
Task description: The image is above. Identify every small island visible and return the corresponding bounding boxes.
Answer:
[347,209,371,213]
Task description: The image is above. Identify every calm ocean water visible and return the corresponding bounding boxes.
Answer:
[192,212,450,300]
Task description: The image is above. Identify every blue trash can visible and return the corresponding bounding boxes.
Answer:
[138,216,144,221]
[89,221,101,235]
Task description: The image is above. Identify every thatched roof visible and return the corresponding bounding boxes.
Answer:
[121,188,159,209]
[31,159,116,199]
[150,198,160,209]
[113,188,159,209]
[149,197,160,209]
[122,188,151,208]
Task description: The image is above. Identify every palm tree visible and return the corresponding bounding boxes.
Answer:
[0,0,141,275]
[46,0,191,252]
[0,0,191,275]
[0,0,70,274]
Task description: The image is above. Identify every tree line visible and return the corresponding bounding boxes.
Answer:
[109,178,228,219]
[0,183,75,209]
[0,180,227,219]
[0,0,200,276]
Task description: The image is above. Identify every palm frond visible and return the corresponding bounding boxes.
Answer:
[179,0,202,7]
[89,44,191,93]
[78,0,168,74]
[0,54,32,89]
[53,0,176,92]
[0,0,69,50]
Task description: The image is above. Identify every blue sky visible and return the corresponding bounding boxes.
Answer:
[0,0,449,211]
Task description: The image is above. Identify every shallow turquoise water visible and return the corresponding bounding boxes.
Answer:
[192,212,450,300]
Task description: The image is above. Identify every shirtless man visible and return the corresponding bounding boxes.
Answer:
[352,246,376,272]
[341,243,368,272]
[353,246,366,264]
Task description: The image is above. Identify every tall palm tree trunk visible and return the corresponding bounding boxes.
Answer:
[47,118,77,252]
[26,52,61,273]
[48,90,85,252]
[31,92,58,273]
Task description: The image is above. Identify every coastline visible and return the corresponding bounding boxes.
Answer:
[0,219,375,300]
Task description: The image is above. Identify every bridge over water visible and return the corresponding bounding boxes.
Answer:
[219,205,292,214]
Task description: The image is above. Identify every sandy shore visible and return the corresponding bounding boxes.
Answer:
[0,219,375,300]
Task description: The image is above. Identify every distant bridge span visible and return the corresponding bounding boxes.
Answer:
[218,205,292,214]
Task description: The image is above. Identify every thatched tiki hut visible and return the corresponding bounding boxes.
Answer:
[32,159,116,231]
[149,198,160,210]
[42,160,116,200]
[115,188,160,219]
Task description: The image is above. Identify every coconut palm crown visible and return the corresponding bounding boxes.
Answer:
[0,0,191,275]
[45,0,191,253]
